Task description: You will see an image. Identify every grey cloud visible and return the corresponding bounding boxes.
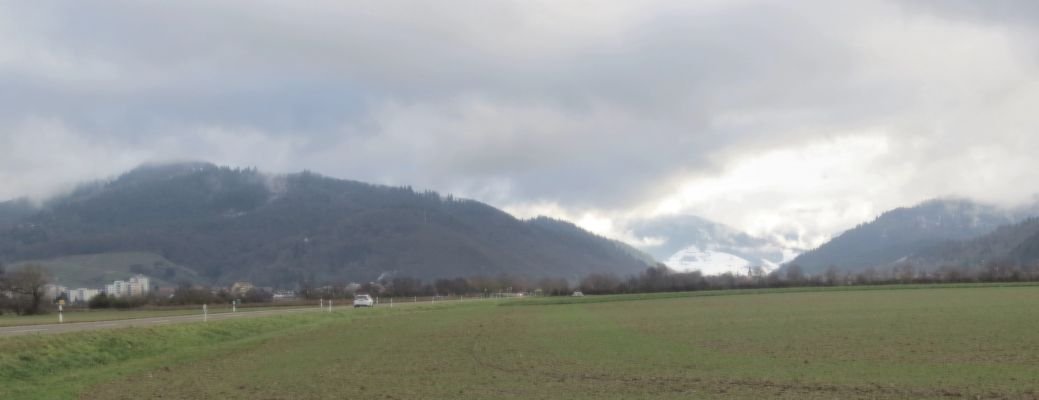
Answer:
[2,0,1039,244]
[896,0,1039,26]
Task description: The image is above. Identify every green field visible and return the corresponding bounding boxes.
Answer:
[4,285,1039,399]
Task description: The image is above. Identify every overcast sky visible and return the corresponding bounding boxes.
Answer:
[2,1,1038,249]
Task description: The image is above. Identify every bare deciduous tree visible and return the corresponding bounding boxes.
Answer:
[1,264,51,315]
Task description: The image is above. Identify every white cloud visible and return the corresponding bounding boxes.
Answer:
[0,117,147,199]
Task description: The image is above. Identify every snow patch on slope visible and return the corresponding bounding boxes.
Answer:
[631,214,802,275]
[665,246,752,276]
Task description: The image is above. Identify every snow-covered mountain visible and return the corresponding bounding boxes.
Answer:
[629,215,800,276]
[664,247,750,275]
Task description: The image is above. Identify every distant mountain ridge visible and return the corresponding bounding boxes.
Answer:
[788,198,1036,274]
[0,162,654,286]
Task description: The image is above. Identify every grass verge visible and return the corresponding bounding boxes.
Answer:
[0,310,354,399]
[0,304,315,327]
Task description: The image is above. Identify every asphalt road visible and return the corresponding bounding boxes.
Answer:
[0,306,333,338]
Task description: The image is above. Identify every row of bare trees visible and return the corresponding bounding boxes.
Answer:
[295,273,570,299]
[375,275,570,297]
[577,261,1039,295]
[292,260,1039,301]
[8,259,1034,314]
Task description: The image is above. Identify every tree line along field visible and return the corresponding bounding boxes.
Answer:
[3,285,1039,399]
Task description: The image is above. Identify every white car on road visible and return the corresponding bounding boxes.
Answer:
[353,294,375,308]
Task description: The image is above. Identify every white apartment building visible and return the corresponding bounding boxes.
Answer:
[105,275,151,298]
[71,288,100,303]
[107,280,126,297]
[43,284,68,301]
[128,275,150,296]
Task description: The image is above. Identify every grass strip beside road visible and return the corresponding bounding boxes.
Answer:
[0,304,316,327]
[0,308,363,399]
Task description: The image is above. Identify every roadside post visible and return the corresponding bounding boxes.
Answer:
[320,298,324,309]
[203,304,208,322]
[329,299,333,312]
[390,297,393,308]
[58,301,64,324]
[232,299,237,313]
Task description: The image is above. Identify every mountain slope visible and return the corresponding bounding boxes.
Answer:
[1010,227,1039,264]
[10,252,200,288]
[0,162,653,286]
[788,198,1020,274]
[0,198,35,228]
[908,217,1039,268]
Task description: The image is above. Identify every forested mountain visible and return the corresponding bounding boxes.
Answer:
[0,198,34,228]
[0,162,653,286]
[1013,225,1039,263]
[908,218,1039,268]
[788,198,1023,274]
